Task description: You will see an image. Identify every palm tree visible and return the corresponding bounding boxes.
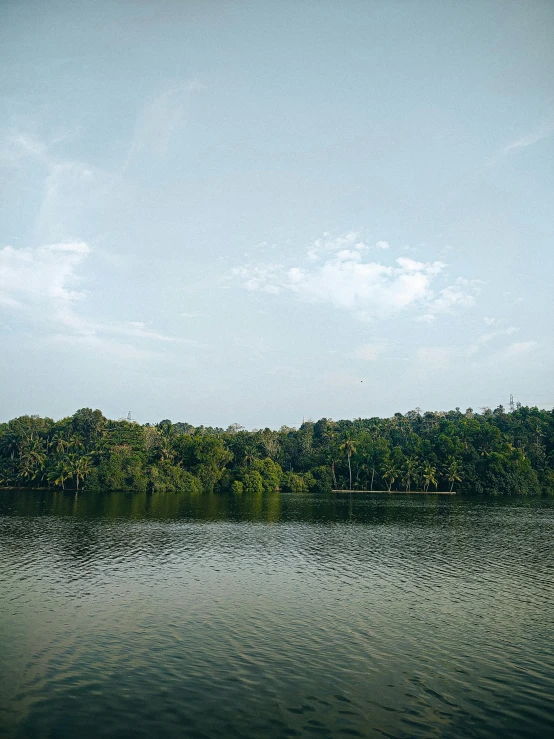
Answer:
[446,458,462,492]
[18,437,47,485]
[323,424,339,488]
[422,463,438,492]
[402,457,418,492]
[50,432,71,456]
[69,436,84,453]
[74,455,92,491]
[65,454,92,491]
[48,460,69,491]
[0,431,19,461]
[325,446,339,488]
[383,465,399,492]
[243,449,255,468]
[159,437,174,463]
[369,456,377,491]
[359,462,370,490]
[340,438,357,490]
[157,420,174,441]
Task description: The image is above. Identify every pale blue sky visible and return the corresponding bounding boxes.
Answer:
[1,0,553,426]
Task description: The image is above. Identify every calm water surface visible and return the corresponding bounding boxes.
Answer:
[1,491,553,738]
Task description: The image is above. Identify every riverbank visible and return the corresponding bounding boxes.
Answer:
[333,489,456,494]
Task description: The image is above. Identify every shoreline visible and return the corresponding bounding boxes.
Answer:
[332,489,456,495]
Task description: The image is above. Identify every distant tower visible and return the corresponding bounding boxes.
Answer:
[509,394,515,413]
[127,411,132,422]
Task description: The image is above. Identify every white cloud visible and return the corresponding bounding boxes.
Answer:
[306,231,365,261]
[235,254,444,319]
[415,313,437,324]
[424,278,480,317]
[0,242,189,356]
[480,326,517,344]
[107,321,183,343]
[484,316,497,326]
[232,263,283,294]
[0,242,89,308]
[351,343,388,361]
[305,232,393,261]
[466,326,518,356]
[233,233,476,323]
[504,341,537,357]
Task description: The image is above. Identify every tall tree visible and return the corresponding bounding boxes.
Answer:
[340,438,357,490]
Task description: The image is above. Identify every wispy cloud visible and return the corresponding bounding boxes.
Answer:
[467,326,518,355]
[124,80,205,168]
[351,343,389,361]
[502,341,538,358]
[468,116,554,182]
[36,160,113,241]
[305,232,391,261]
[470,340,540,369]
[503,120,554,154]
[306,231,366,261]
[232,232,476,322]
[0,241,90,308]
[0,129,127,244]
[0,132,51,167]
[414,346,457,372]
[414,334,536,377]
[0,241,192,357]
[48,333,164,361]
[420,278,481,322]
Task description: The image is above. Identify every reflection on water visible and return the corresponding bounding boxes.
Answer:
[1,491,553,738]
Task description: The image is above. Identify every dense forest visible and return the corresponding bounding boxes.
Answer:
[1,406,553,495]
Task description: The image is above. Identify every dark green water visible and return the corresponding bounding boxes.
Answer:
[1,491,553,738]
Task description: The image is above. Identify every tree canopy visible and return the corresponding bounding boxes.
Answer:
[1,405,553,495]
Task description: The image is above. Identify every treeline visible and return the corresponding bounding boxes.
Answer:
[1,405,553,495]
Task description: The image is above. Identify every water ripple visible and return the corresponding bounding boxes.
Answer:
[1,492,553,738]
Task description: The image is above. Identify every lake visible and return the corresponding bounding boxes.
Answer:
[1,491,553,738]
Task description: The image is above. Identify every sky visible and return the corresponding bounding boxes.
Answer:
[1,0,553,427]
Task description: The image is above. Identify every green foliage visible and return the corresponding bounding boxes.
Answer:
[250,458,282,492]
[148,462,202,494]
[281,471,316,493]
[86,451,148,493]
[309,465,333,493]
[241,470,264,494]
[173,434,232,491]
[1,405,554,494]
[231,480,244,494]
